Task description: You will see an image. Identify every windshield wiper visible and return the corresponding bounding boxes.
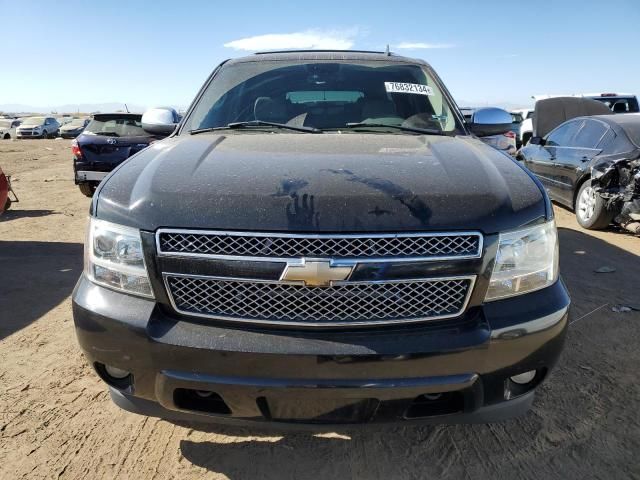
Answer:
[94,131,119,137]
[190,120,321,135]
[343,123,445,135]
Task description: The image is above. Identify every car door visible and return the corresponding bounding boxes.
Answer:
[526,120,582,202]
[555,119,610,204]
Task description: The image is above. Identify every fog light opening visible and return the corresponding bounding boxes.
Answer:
[94,362,133,391]
[510,370,536,385]
[105,365,131,379]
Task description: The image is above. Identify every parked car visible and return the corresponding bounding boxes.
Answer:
[15,116,60,139]
[517,96,640,231]
[518,94,639,146]
[0,118,20,139]
[72,51,569,427]
[460,107,516,154]
[73,112,170,197]
[59,118,90,139]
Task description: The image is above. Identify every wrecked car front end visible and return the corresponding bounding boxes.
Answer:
[592,153,640,233]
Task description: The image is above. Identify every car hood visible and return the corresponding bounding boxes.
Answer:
[61,125,82,130]
[95,133,546,234]
[18,124,42,128]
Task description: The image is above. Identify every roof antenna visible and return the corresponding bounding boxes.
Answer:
[124,103,130,113]
[385,44,391,56]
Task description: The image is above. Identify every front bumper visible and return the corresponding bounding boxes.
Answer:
[16,131,45,138]
[72,276,569,426]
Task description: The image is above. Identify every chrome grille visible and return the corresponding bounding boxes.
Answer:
[157,231,482,260]
[165,275,474,327]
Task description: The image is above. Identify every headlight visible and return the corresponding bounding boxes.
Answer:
[485,220,558,301]
[84,218,154,298]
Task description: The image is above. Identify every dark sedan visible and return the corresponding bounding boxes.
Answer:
[73,113,156,197]
[518,98,640,231]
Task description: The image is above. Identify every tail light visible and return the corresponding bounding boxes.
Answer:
[71,140,82,158]
[504,131,516,138]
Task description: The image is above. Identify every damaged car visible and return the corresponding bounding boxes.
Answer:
[72,112,174,197]
[518,96,640,232]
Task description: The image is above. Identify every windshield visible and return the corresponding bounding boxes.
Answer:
[23,117,45,125]
[0,120,11,128]
[183,60,462,134]
[85,116,147,136]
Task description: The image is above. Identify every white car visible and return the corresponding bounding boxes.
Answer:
[517,93,639,146]
[0,119,20,139]
[15,116,60,139]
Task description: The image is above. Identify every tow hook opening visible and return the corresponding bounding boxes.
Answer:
[174,388,231,415]
[405,391,465,418]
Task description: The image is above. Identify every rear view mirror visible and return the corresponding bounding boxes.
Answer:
[142,107,179,136]
[469,107,513,137]
[529,136,545,146]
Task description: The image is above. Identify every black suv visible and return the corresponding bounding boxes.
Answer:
[72,51,569,426]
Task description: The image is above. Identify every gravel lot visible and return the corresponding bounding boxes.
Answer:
[1,139,639,479]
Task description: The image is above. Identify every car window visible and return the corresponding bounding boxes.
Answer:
[546,120,583,146]
[592,97,640,113]
[511,113,523,123]
[183,60,463,133]
[526,111,535,119]
[596,128,617,151]
[572,120,608,148]
[84,117,148,137]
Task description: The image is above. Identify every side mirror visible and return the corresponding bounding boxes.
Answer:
[529,136,545,146]
[469,107,513,137]
[142,107,179,136]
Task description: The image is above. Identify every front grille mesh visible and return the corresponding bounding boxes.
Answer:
[166,276,472,326]
[158,232,481,259]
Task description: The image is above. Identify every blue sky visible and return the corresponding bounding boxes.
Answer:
[2,0,639,109]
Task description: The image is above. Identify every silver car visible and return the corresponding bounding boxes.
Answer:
[16,116,60,139]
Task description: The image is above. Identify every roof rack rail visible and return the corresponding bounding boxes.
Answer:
[253,49,388,55]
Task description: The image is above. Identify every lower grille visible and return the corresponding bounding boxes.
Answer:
[165,275,474,327]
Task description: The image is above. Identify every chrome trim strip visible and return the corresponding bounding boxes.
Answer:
[155,229,484,263]
[162,273,477,327]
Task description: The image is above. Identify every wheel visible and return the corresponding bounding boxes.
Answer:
[575,180,615,229]
[42,130,49,139]
[78,183,96,197]
[3,133,9,140]
[3,198,11,211]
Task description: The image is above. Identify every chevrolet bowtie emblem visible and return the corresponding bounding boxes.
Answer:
[280,259,354,287]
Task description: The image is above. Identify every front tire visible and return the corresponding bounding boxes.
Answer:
[575,180,615,229]
[78,183,96,197]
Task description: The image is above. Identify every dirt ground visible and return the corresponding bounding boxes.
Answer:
[1,139,639,480]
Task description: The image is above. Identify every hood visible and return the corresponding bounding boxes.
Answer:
[18,123,42,128]
[61,124,83,131]
[534,97,611,138]
[95,133,546,234]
